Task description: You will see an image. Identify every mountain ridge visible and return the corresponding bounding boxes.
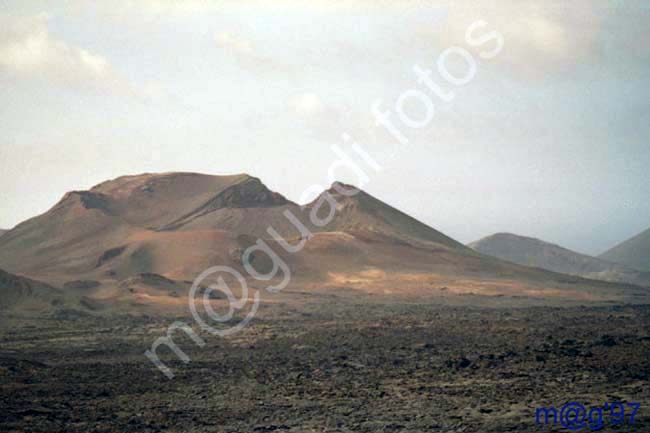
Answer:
[0,172,648,312]
[469,232,650,287]
[599,228,650,272]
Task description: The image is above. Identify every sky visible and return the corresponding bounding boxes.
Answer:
[1,0,649,255]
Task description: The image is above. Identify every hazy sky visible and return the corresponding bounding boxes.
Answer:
[1,0,649,255]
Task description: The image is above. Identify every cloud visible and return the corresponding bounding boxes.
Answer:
[215,32,255,57]
[214,31,298,76]
[119,0,226,21]
[128,0,221,16]
[513,16,569,57]
[118,0,402,17]
[430,0,603,78]
[59,0,224,22]
[0,13,127,92]
[291,92,325,116]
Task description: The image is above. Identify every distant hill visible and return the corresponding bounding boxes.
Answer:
[600,228,650,272]
[469,233,650,287]
[0,229,7,238]
[0,268,61,311]
[0,172,647,310]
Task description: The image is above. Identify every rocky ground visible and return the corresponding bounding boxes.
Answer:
[1,300,649,432]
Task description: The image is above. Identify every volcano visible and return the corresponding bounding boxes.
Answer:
[0,172,647,312]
